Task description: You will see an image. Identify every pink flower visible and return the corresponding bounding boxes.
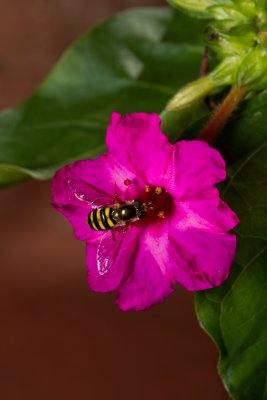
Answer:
[52,112,239,311]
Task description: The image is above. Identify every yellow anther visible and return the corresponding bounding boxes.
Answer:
[142,203,148,212]
[155,186,162,195]
[146,185,151,192]
[157,211,165,219]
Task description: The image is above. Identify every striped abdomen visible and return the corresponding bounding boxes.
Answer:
[88,207,117,231]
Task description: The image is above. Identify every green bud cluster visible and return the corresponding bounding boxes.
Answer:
[166,0,267,111]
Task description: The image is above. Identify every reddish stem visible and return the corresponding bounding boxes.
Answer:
[197,86,247,144]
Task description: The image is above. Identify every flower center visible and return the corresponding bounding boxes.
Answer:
[142,185,173,220]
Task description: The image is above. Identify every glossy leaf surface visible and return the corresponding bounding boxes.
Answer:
[0,8,205,187]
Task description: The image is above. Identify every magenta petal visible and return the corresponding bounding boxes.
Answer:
[51,155,139,240]
[52,155,118,206]
[51,156,116,240]
[115,227,173,311]
[181,188,239,232]
[52,163,98,241]
[106,112,172,186]
[51,112,239,311]
[53,202,95,241]
[86,226,140,292]
[168,229,236,291]
[167,140,226,200]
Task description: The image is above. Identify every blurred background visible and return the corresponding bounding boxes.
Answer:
[0,1,229,399]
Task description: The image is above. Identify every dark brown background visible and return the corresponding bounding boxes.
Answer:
[0,1,229,399]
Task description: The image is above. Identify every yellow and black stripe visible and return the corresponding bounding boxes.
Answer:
[88,207,117,231]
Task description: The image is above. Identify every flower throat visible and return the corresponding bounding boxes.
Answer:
[87,185,173,231]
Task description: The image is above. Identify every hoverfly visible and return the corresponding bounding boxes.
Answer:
[67,178,148,276]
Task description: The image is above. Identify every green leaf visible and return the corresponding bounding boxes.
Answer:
[0,7,205,188]
[195,91,267,400]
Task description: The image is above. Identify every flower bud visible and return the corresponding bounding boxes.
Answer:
[235,47,267,87]
[166,0,267,109]
[255,0,265,7]
[234,1,257,19]
[211,56,241,85]
[207,5,248,24]
[167,0,215,18]
[206,26,256,57]
[166,75,217,111]
[166,54,243,112]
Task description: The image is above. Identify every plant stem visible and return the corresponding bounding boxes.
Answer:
[197,86,247,144]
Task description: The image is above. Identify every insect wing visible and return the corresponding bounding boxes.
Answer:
[97,227,127,275]
[67,178,120,208]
